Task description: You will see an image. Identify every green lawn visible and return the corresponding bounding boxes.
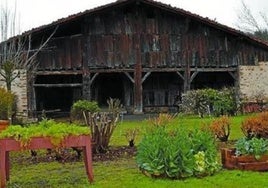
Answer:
[8,114,268,188]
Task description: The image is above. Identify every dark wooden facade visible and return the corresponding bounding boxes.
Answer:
[26,0,268,115]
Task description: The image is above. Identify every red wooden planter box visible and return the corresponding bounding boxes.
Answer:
[221,148,268,171]
[0,135,93,188]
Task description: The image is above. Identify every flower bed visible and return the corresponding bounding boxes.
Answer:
[221,148,268,171]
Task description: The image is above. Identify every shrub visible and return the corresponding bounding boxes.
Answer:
[241,112,268,139]
[136,122,220,179]
[235,137,268,160]
[180,89,210,117]
[71,100,100,121]
[213,88,237,116]
[180,88,237,117]
[209,116,231,142]
[0,87,15,120]
[83,98,121,153]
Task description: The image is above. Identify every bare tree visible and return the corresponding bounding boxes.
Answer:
[236,0,268,41]
[0,0,19,42]
[0,1,57,91]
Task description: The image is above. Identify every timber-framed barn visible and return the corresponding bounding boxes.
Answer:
[2,0,268,117]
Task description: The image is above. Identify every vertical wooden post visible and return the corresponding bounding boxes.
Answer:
[83,136,94,183]
[0,145,7,188]
[134,34,143,114]
[183,53,191,93]
[83,73,91,100]
[133,5,143,114]
[82,32,91,101]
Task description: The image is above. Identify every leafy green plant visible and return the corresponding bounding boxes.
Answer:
[235,137,268,160]
[0,87,15,120]
[71,100,100,121]
[136,122,220,179]
[212,88,237,117]
[235,137,268,159]
[0,119,90,146]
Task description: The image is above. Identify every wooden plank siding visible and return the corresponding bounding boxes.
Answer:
[35,5,268,71]
[37,35,83,70]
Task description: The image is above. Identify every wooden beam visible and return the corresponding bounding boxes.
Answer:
[124,72,135,83]
[143,68,184,72]
[190,72,198,83]
[176,71,184,80]
[142,72,151,83]
[33,83,82,87]
[36,71,83,75]
[88,68,134,73]
[90,73,99,83]
[191,67,237,72]
[228,71,237,80]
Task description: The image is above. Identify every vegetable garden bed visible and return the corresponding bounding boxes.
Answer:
[221,148,268,171]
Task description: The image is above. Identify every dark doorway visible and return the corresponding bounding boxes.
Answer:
[92,73,124,107]
[191,72,234,89]
[36,87,71,111]
[35,87,81,112]
[143,72,183,107]
[34,74,82,115]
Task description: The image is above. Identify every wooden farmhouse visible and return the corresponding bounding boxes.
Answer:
[1,0,268,118]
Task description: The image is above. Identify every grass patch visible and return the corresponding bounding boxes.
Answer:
[8,157,268,188]
[111,114,248,147]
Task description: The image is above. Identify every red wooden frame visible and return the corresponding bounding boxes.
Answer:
[0,135,93,187]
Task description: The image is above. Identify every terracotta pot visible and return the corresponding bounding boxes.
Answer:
[0,120,9,132]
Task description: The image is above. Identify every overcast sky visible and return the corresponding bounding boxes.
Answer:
[1,0,268,34]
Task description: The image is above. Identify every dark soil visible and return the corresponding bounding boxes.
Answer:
[93,146,137,161]
[11,140,234,165]
[11,146,137,165]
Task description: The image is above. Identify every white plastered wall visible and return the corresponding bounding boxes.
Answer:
[239,62,268,102]
[0,69,28,118]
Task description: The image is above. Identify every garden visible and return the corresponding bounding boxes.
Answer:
[1,87,268,187]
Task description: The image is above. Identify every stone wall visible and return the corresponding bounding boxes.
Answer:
[239,62,268,102]
[0,70,28,118]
